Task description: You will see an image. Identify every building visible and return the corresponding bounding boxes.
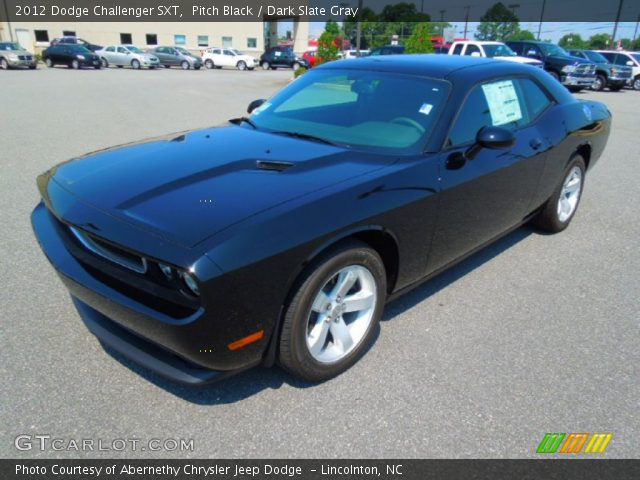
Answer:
[0,21,309,55]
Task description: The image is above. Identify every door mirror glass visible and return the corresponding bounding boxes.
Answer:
[465,126,515,160]
[247,99,266,114]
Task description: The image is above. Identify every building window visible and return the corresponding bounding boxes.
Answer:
[62,30,76,37]
[222,36,232,47]
[247,37,257,48]
[34,30,49,42]
[174,34,186,46]
[146,34,158,45]
[198,35,209,47]
[120,33,132,44]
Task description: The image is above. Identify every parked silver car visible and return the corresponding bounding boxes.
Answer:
[96,45,159,69]
[149,46,203,70]
[0,42,37,69]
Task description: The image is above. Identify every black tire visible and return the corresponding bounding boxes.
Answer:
[94,65,101,70]
[0,58,8,70]
[278,241,386,382]
[100,57,108,68]
[131,59,141,70]
[204,59,214,69]
[71,60,79,69]
[261,61,270,70]
[591,74,606,91]
[532,155,586,233]
[292,61,301,70]
[29,65,37,70]
[181,60,189,70]
[633,77,640,91]
[237,60,247,71]
[45,58,53,68]
[164,64,170,69]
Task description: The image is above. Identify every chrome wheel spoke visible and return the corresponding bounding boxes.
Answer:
[557,166,582,222]
[343,290,375,313]
[311,291,331,313]
[308,315,331,356]
[331,270,357,300]
[330,317,354,352]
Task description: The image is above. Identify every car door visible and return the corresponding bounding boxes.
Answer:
[210,48,222,65]
[102,46,116,64]
[116,46,130,66]
[427,77,551,273]
[222,49,235,67]
[167,48,181,65]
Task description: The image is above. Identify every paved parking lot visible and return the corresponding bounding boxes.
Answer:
[1,67,638,458]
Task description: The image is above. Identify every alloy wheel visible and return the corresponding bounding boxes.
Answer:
[557,166,582,223]
[0,58,8,70]
[305,265,377,363]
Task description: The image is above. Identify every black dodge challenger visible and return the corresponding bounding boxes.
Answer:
[32,55,611,384]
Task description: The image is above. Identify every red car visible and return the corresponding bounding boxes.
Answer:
[302,50,317,67]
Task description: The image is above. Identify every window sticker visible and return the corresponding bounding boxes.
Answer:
[418,103,433,115]
[481,80,522,126]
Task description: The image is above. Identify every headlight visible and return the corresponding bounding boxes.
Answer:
[181,272,200,296]
[76,55,86,60]
[611,68,617,76]
[561,65,575,73]
[8,54,18,60]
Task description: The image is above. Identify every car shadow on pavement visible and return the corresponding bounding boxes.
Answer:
[102,225,534,404]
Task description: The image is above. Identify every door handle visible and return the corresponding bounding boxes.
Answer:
[529,138,543,150]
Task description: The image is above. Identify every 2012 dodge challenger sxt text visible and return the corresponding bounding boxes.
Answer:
[32,56,611,384]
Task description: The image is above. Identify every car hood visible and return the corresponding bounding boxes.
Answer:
[551,54,594,65]
[496,55,542,65]
[45,126,393,248]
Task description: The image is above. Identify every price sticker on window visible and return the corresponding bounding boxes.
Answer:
[481,80,522,126]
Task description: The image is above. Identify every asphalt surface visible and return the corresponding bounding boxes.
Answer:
[1,66,638,459]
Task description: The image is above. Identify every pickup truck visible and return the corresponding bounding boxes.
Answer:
[506,40,596,92]
[567,49,632,91]
[448,41,543,68]
[595,50,640,90]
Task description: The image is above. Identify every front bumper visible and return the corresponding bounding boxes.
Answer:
[6,57,37,68]
[562,74,596,87]
[31,202,263,384]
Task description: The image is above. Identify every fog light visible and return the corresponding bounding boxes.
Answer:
[159,263,173,280]
[182,272,199,296]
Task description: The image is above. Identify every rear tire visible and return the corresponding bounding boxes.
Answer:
[278,241,386,382]
[532,155,586,233]
[100,58,109,68]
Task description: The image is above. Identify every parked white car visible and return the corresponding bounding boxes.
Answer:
[595,50,640,90]
[338,49,370,59]
[96,45,160,69]
[201,47,257,71]
[448,41,543,68]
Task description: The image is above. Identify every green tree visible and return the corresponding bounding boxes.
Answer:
[588,33,612,49]
[317,20,340,65]
[405,23,436,53]
[558,33,588,49]
[505,29,536,41]
[475,2,520,41]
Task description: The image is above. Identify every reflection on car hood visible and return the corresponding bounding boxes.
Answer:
[46,126,393,247]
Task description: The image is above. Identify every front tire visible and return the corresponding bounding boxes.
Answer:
[45,57,53,68]
[532,155,586,233]
[292,61,301,70]
[633,77,640,91]
[278,241,386,382]
[100,58,109,68]
[181,60,189,70]
[548,70,560,82]
[0,58,8,70]
[71,59,79,69]
[261,61,270,70]
[131,59,141,69]
[237,60,247,71]
[204,59,214,69]
[591,74,606,91]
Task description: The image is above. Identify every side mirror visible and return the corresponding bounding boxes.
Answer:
[465,126,515,160]
[627,60,634,66]
[527,50,540,58]
[247,99,266,114]
[470,51,481,57]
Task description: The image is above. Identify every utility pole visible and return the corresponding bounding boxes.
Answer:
[633,14,640,47]
[355,0,363,53]
[463,6,471,39]
[439,9,446,35]
[611,0,624,48]
[537,0,546,40]
[1,0,14,41]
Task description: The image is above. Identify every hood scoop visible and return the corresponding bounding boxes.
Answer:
[255,160,294,172]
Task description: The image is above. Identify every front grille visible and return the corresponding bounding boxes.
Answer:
[575,63,596,75]
[70,227,147,274]
[18,55,33,61]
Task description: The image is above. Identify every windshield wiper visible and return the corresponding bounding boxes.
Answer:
[229,117,257,129]
[271,130,340,146]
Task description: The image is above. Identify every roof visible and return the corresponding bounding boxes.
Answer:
[319,54,505,78]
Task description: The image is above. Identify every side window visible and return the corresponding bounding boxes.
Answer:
[599,52,614,62]
[106,46,115,52]
[465,44,481,56]
[451,44,464,55]
[517,78,553,120]
[117,47,127,53]
[614,54,629,66]
[212,49,221,55]
[223,49,234,56]
[449,79,528,147]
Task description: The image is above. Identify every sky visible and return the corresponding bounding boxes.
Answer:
[301,22,640,43]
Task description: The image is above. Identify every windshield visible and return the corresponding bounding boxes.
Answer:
[539,43,569,57]
[68,45,92,53]
[229,49,242,56]
[175,47,191,55]
[126,46,144,54]
[631,53,640,64]
[483,44,516,57]
[0,43,25,51]
[249,69,450,153]
[581,51,607,63]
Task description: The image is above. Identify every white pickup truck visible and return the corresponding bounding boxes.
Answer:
[448,41,543,68]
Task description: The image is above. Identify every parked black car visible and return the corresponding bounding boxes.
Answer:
[148,46,202,70]
[51,36,102,52]
[42,44,101,69]
[506,41,596,92]
[368,45,406,56]
[32,56,611,384]
[259,46,307,70]
[567,49,632,91]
